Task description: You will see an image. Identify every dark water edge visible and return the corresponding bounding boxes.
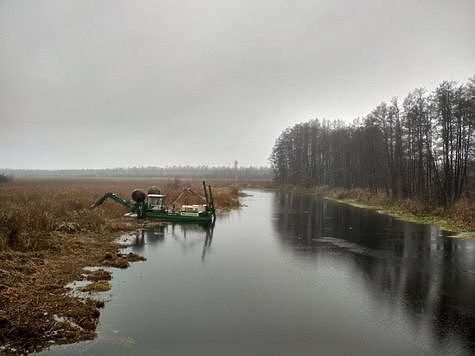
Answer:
[39,190,475,355]
[273,191,475,354]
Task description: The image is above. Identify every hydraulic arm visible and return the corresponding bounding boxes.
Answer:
[90,192,135,210]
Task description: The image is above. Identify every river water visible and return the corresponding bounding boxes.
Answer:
[42,190,475,355]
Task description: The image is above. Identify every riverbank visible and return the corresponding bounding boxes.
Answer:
[258,183,475,237]
[0,178,241,354]
[0,231,145,354]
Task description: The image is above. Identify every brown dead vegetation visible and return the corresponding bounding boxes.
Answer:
[85,269,111,282]
[0,233,143,354]
[81,280,111,293]
[0,178,241,354]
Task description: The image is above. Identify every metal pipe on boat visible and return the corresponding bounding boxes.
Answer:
[202,181,210,206]
[208,185,215,218]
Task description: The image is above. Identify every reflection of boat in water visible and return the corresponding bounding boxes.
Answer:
[132,224,167,250]
[168,223,215,261]
[132,222,215,261]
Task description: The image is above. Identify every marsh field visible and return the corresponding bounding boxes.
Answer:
[0,178,241,354]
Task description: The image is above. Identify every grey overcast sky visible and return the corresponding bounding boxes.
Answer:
[1,0,474,169]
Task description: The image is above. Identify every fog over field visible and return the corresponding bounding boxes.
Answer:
[1,0,474,169]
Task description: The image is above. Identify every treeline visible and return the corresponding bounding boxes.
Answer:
[1,166,272,180]
[270,77,474,207]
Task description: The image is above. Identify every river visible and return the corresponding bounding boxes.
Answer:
[41,190,475,355]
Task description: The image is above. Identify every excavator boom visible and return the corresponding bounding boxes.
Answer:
[90,192,134,210]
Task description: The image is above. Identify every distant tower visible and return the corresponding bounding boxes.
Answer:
[234,160,238,182]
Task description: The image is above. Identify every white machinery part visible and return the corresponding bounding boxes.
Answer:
[181,204,207,213]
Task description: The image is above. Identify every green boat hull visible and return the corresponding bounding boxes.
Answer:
[138,210,214,223]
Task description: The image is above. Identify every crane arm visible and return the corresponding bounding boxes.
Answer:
[90,192,134,210]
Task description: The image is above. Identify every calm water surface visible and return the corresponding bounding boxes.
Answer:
[42,190,475,355]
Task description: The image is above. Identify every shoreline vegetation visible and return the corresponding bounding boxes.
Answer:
[268,76,474,237]
[0,178,242,354]
[262,183,474,237]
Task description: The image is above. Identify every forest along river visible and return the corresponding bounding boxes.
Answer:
[41,190,475,355]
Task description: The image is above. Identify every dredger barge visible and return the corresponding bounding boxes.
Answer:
[91,181,215,224]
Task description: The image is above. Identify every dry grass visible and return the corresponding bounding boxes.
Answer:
[81,280,111,293]
[441,196,475,231]
[85,269,112,282]
[0,233,122,354]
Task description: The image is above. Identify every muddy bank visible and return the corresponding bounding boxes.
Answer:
[0,231,145,355]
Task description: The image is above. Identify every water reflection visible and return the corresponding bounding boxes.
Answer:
[131,224,166,251]
[129,222,215,262]
[272,191,475,353]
